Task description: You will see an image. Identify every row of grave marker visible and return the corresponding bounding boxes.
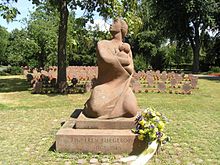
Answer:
[23,66,198,94]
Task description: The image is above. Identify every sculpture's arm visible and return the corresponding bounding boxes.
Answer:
[124,50,134,75]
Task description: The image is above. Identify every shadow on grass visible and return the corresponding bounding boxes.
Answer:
[49,142,56,152]
[0,78,31,93]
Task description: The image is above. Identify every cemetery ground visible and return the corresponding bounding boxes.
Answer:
[0,75,219,165]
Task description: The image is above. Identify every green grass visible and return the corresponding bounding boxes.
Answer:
[0,75,220,164]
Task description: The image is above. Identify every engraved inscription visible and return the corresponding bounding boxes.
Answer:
[70,136,134,152]
[71,137,133,144]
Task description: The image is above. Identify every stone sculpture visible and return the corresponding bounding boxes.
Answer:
[83,18,138,119]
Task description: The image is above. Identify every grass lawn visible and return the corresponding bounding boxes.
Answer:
[0,75,219,164]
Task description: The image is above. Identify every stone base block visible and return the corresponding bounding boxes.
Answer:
[56,126,146,154]
[75,113,136,129]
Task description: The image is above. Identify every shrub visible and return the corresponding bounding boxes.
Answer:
[210,67,220,73]
[134,55,148,71]
[5,66,23,75]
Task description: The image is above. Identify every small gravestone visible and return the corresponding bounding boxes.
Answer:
[59,81,68,93]
[50,78,57,87]
[161,73,167,82]
[71,78,78,86]
[188,74,193,80]
[182,83,192,94]
[175,74,182,83]
[147,76,154,87]
[170,78,177,88]
[155,70,160,80]
[158,82,166,92]
[32,81,43,94]
[26,74,33,82]
[191,77,198,89]
[41,74,49,86]
[167,72,172,80]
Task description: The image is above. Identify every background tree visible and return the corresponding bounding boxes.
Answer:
[0,26,9,65]
[0,0,20,22]
[5,29,39,66]
[27,3,59,67]
[151,0,219,73]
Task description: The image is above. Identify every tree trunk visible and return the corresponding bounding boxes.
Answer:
[57,0,68,85]
[192,22,200,73]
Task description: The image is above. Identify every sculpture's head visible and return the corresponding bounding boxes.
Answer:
[109,18,128,38]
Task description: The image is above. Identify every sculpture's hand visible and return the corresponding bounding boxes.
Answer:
[117,56,130,66]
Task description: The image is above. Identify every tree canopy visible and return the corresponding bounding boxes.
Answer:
[0,0,219,74]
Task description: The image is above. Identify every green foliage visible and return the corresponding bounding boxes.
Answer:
[210,67,220,73]
[0,66,22,75]
[0,0,20,22]
[27,3,59,67]
[0,26,9,65]
[133,55,148,71]
[203,33,220,67]
[151,0,219,72]
[5,66,22,75]
[132,107,170,145]
[5,29,39,66]
[151,48,166,70]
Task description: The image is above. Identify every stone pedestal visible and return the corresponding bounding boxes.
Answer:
[56,110,146,154]
[75,113,136,129]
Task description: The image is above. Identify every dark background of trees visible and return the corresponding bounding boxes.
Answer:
[0,0,219,74]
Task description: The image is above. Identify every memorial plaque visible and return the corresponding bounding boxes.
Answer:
[56,120,146,154]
